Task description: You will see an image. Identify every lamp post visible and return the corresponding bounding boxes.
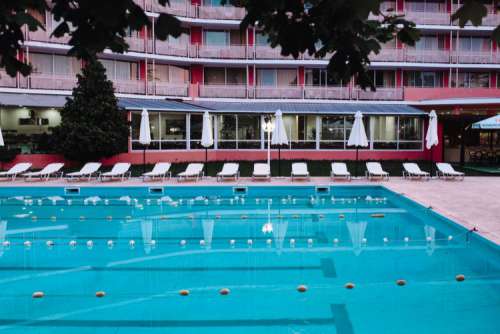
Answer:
[263,116,274,168]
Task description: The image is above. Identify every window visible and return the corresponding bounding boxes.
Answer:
[131,111,160,150]
[372,116,398,149]
[204,30,228,45]
[204,67,246,85]
[285,115,316,149]
[255,32,269,46]
[217,115,237,149]
[203,0,224,6]
[257,69,298,87]
[399,116,423,149]
[406,0,446,12]
[320,116,347,149]
[101,60,138,80]
[190,114,204,149]
[161,114,186,149]
[237,115,261,149]
[30,53,80,76]
[451,72,489,88]
[257,69,276,86]
[305,69,342,87]
[404,71,443,88]
[454,37,491,52]
[414,35,445,50]
[367,70,396,88]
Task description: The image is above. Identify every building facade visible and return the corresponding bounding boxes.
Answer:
[0,0,499,166]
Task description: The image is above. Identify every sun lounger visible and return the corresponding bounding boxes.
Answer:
[436,163,464,180]
[252,163,271,181]
[331,162,351,180]
[291,162,310,181]
[177,163,204,182]
[216,163,239,182]
[366,162,389,180]
[402,163,430,180]
[142,162,171,181]
[66,162,102,181]
[100,163,132,182]
[0,163,32,181]
[23,163,64,181]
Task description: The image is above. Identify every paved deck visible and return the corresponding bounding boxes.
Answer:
[1,176,499,245]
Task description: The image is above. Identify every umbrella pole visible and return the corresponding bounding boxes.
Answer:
[429,146,433,177]
[278,146,281,177]
[143,147,146,175]
[355,147,359,178]
[205,147,208,178]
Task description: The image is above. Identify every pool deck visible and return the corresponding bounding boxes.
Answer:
[1,176,499,245]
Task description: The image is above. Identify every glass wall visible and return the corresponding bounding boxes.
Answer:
[404,71,444,87]
[131,112,186,150]
[372,116,397,149]
[204,67,246,85]
[451,72,490,88]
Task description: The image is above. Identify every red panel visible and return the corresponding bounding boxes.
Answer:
[191,0,201,5]
[191,26,202,45]
[396,0,404,12]
[139,60,146,80]
[190,64,203,84]
[446,0,452,13]
[139,26,146,39]
[444,33,451,50]
[404,87,500,101]
[247,28,254,46]
[248,66,254,86]
[396,69,403,88]
[443,72,449,87]
[298,67,305,86]
[491,72,497,88]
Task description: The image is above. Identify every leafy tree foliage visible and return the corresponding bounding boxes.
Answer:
[51,58,129,162]
[0,0,498,88]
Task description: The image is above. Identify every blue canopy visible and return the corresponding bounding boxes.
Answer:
[471,115,500,130]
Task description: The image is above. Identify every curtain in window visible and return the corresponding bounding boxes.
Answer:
[115,61,132,80]
[277,69,298,86]
[30,53,53,75]
[169,66,189,83]
[100,59,115,79]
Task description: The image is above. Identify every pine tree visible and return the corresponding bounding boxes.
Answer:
[52,57,129,162]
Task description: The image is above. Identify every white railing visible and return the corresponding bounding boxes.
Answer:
[304,86,350,100]
[404,11,450,25]
[254,86,303,99]
[482,13,500,26]
[29,74,77,90]
[353,87,403,100]
[148,82,189,96]
[197,5,246,20]
[197,44,247,59]
[26,29,70,44]
[200,84,249,98]
[125,36,147,52]
[370,48,405,62]
[147,0,195,17]
[254,46,294,59]
[452,51,495,64]
[405,49,450,63]
[0,71,18,88]
[155,41,191,57]
[113,79,146,94]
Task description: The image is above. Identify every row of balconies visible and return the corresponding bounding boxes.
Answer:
[131,0,500,27]
[24,29,500,64]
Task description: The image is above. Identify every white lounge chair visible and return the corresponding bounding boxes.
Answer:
[23,163,64,181]
[66,162,102,181]
[436,163,464,180]
[217,163,239,182]
[366,162,389,181]
[177,163,204,182]
[252,163,271,181]
[331,162,351,181]
[402,163,429,180]
[100,163,132,182]
[142,162,171,181]
[291,162,310,181]
[0,163,32,181]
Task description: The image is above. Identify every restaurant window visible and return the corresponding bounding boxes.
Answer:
[320,116,346,149]
[237,115,261,149]
[285,115,316,149]
[404,71,443,88]
[131,111,160,150]
[190,114,204,149]
[451,72,489,88]
[372,116,397,149]
[161,113,187,149]
[217,115,237,149]
[399,116,423,149]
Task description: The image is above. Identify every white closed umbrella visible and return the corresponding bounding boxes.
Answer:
[201,111,213,177]
[426,110,439,176]
[347,111,369,177]
[0,127,4,147]
[271,110,288,176]
[139,109,151,174]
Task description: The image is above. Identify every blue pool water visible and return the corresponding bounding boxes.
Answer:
[0,185,498,334]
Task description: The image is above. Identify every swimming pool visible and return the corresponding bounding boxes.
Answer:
[0,185,498,334]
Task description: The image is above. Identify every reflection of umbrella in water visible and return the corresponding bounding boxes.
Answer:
[273,220,288,254]
[424,225,436,256]
[141,220,153,254]
[0,221,7,257]
[202,219,215,249]
[347,220,367,256]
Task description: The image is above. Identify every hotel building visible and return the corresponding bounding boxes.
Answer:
[0,0,499,166]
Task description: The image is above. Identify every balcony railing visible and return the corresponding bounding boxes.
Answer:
[405,49,450,63]
[0,71,18,88]
[145,0,196,17]
[304,86,350,100]
[155,41,192,57]
[404,11,450,25]
[25,29,70,44]
[113,80,147,94]
[452,51,496,64]
[29,74,77,90]
[254,46,295,60]
[147,82,189,96]
[254,86,304,99]
[352,87,403,100]
[197,5,246,20]
[370,48,405,62]
[197,44,247,59]
[199,84,250,98]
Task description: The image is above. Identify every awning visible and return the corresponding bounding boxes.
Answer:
[192,101,426,115]
[118,98,208,112]
[471,115,500,130]
[0,93,67,108]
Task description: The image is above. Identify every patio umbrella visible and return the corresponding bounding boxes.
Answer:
[141,220,153,255]
[424,225,436,256]
[202,218,214,249]
[271,110,288,177]
[0,127,4,147]
[347,220,367,256]
[347,111,369,178]
[425,110,439,176]
[201,111,213,177]
[139,109,152,174]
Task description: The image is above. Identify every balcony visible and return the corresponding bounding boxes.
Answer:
[352,88,403,100]
[197,44,248,59]
[404,11,450,25]
[155,41,192,57]
[0,71,18,88]
[303,86,350,100]
[197,5,246,20]
[29,74,77,90]
[113,79,146,94]
[405,49,450,63]
[452,51,496,64]
[370,48,405,62]
[482,12,500,26]
[25,29,70,44]
[199,84,249,98]
[254,86,304,99]
[254,46,295,60]
[125,36,151,53]
[147,82,189,96]
[144,0,195,17]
